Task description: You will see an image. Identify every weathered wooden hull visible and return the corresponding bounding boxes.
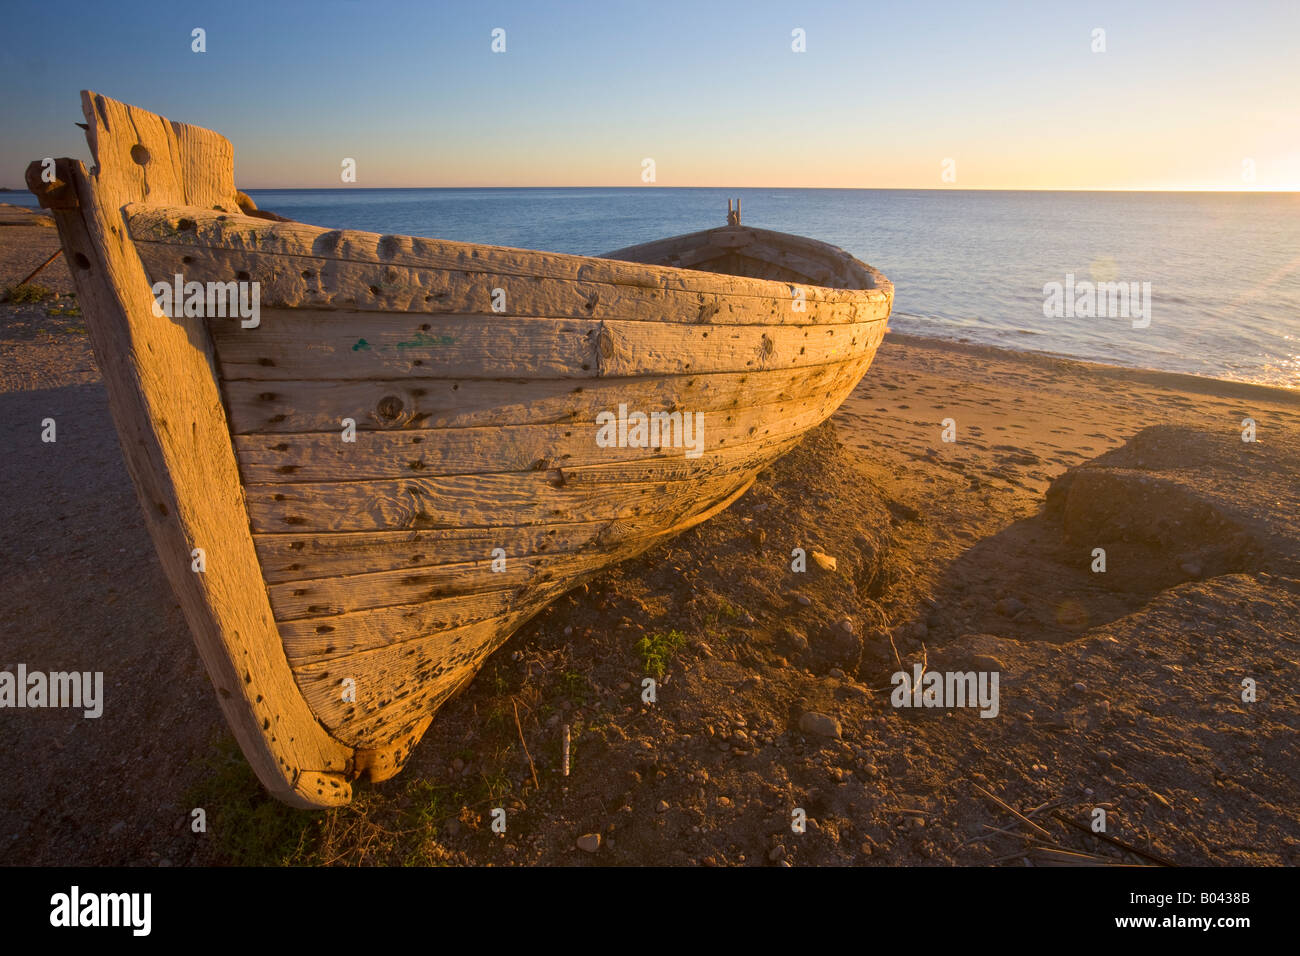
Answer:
[30,92,892,806]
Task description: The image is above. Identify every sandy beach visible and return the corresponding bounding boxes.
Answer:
[3,211,1297,866]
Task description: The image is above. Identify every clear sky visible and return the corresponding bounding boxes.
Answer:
[2,0,1297,190]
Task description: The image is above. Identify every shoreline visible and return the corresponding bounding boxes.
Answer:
[886,331,1300,403]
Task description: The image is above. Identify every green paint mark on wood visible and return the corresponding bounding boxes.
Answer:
[351,333,452,353]
[395,331,456,350]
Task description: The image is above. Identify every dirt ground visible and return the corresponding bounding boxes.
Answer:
[2,214,1297,866]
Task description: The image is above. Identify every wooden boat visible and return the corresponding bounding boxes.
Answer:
[28,92,893,807]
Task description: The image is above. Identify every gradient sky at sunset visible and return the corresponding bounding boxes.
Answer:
[3,0,1297,190]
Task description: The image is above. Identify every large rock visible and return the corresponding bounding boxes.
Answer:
[799,711,842,738]
[1044,425,1294,594]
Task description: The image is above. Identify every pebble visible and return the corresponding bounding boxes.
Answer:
[799,712,842,738]
[794,593,813,607]
[577,833,602,853]
[834,618,855,636]
[451,758,464,772]
[768,845,787,862]
[828,668,846,680]
[1072,682,1087,692]
[811,550,838,572]
[656,800,670,813]
[995,597,1026,617]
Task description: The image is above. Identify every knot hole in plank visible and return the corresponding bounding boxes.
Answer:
[376,394,405,424]
[594,323,617,376]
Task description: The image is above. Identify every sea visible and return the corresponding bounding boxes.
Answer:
[12,187,1298,388]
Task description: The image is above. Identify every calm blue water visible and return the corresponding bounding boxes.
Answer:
[12,187,1298,387]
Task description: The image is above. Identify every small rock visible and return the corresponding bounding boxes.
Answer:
[995,597,1027,617]
[811,550,838,572]
[972,654,1004,672]
[451,758,465,772]
[768,845,787,862]
[799,712,842,738]
[656,800,670,813]
[1072,682,1087,692]
[835,618,855,635]
[577,833,601,853]
[828,667,846,680]
[793,593,813,607]
[563,626,573,636]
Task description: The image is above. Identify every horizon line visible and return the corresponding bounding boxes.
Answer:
[221,185,1300,194]
[5,185,1298,194]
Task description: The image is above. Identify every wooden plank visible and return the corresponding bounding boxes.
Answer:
[231,380,856,483]
[129,223,890,329]
[243,439,785,534]
[254,522,602,584]
[124,204,892,311]
[222,359,861,435]
[279,588,526,658]
[269,527,689,622]
[28,92,354,808]
[210,308,884,381]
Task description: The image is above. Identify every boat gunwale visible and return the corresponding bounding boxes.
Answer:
[123,204,894,311]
